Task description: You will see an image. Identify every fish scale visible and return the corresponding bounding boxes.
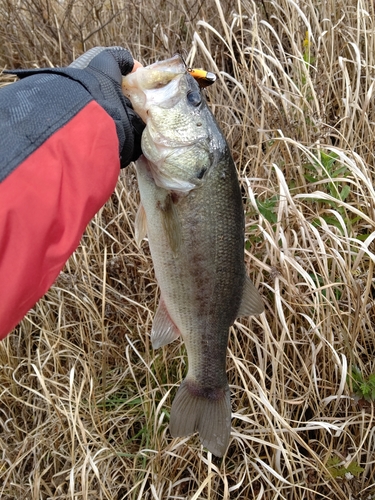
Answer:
[122,55,264,457]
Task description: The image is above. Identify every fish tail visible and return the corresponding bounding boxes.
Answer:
[169,378,231,457]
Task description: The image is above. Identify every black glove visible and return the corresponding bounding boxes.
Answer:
[5,47,145,168]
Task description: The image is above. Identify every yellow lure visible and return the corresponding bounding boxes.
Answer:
[188,67,216,88]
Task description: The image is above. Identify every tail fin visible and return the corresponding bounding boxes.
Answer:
[169,378,231,457]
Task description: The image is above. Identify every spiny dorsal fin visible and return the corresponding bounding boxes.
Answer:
[151,297,181,349]
[237,276,264,317]
[135,202,147,246]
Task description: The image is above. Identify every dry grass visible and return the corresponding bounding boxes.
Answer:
[1,0,375,498]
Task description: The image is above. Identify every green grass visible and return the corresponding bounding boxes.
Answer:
[1,0,375,498]
[349,366,375,402]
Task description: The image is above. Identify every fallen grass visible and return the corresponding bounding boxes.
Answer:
[1,0,375,498]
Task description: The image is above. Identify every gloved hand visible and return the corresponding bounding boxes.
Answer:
[5,46,145,168]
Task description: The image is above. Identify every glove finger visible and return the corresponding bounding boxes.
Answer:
[70,46,134,77]
[128,107,145,162]
[106,47,134,76]
[69,47,107,69]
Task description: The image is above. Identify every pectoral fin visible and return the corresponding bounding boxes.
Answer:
[135,202,147,246]
[151,298,181,349]
[237,276,264,317]
[159,193,182,255]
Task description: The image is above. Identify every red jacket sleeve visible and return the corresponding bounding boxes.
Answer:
[0,101,120,339]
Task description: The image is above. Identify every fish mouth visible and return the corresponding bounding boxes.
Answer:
[147,54,186,74]
[138,55,186,91]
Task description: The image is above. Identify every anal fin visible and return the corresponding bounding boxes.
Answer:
[237,276,264,317]
[151,298,181,349]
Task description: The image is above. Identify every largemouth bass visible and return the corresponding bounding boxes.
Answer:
[122,55,264,457]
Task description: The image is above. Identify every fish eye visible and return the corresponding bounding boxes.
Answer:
[187,90,201,107]
[196,167,207,179]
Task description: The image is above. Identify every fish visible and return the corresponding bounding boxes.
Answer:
[122,55,264,457]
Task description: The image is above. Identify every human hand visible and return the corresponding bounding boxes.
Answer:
[68,47,145,167]
[6,47,145,168]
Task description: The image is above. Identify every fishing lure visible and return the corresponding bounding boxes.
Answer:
[188,67,216,88]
